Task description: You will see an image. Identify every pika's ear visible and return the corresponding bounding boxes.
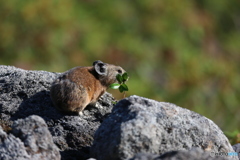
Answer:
[93,60,107,76]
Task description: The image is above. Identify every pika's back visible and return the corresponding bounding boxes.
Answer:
[50,60,125,115]
[61,66,96,89]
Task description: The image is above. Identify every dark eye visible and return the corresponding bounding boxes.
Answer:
[117,69,122,74]
[100,68,105,72]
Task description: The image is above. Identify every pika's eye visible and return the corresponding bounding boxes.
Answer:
[117,69,122,74]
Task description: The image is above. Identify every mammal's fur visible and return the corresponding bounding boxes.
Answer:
[50,60,125,115]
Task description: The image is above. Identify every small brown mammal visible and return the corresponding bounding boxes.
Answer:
[50,60,125,115]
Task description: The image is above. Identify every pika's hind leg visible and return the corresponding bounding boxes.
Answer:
[59,81,90,114]
[71,96,90,115]
[75,101,90,116]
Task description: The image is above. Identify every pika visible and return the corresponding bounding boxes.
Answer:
[50,60,125,115]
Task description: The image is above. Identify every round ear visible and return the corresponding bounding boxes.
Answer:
[93,60,107,76]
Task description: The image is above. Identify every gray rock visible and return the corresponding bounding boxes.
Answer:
[129,153,160,160]
[91,95,237,160]
[0,115,60,160]
[232,143,240,159]
[158,148,232,160]
[0,126,30,160]
[129,149,232,160]
[0,65,115,159]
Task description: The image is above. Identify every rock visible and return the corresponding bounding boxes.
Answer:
[91,95,237,160]
[0,126,30,160]
[158,148,232,160]
[232,143,240,159]
[0,65,115,159]
[129,153,160,160]
[0,115,60,160]
[129,148,232,160]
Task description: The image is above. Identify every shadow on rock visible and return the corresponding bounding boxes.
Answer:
[12,90,65,121]
[91,98,137,160]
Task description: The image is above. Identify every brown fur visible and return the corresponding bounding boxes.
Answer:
[50,60,125,115]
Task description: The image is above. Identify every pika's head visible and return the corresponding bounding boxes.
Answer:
[93,60,125,86]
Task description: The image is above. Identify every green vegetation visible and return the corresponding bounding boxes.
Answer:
[225,130,240,145]
[109,72,129,97]
[0,1,240,143]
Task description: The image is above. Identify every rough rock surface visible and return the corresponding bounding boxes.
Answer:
[129,153,160,160]
[91,95,237,160]
[0,115,60,160]
[0,65,115,159]
[130,148,230,160]
[232,143,240,159]
[158,148,232,160]
[0,126,30,160]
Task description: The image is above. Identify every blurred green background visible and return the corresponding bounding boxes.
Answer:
[0,0,239,143]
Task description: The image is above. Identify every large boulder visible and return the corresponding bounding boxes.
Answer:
[0,115,60,160]
[91,96,237,160]
[0,65,115,159]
